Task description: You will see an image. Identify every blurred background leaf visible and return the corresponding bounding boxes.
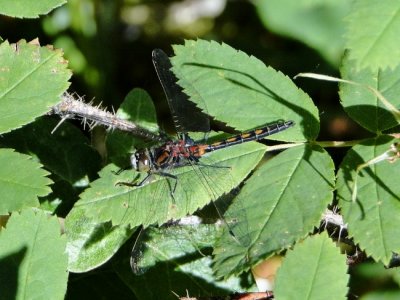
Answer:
[254,0,350,67]
[344,0,400,72]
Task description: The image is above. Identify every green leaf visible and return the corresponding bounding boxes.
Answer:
[114,224,255,300]
[0,0,66,18]
[344,0,400,71]
[213,144,335,277]
[340,53,400,133]
[65,207,134,272]
[274,233,349,300]
[253,0,350,66]
[0,117,101,184]
[0,40,71,134]
[337,136,400,265]
[0,209,68,300]
[107,88,160,167]
[0,148,52,214]
[171,39,318,142]
[73,142,266,228]
[116,88,160,133]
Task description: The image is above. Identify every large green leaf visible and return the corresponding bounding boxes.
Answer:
[114,224,255,300]
[0,209,68,300]
[171,39,318,142]
[65,207,134,273]
[340,53,400,133]
[337,136,400,265]
[0,148,52,214]
[344,0,400,71]
[73,142,266,229]
[274,233,349,300]
[0,0,66,18]
[213,144,335,277]
[254,0,350,66]
[0,40,71,134]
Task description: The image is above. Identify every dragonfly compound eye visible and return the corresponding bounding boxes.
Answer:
[133,151,151,172]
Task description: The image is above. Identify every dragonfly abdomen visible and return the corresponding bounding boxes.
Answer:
[201,120,294,153]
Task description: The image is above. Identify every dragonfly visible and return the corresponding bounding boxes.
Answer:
[115,49,294,233]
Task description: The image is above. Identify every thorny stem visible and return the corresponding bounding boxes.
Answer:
[49,92,164,142]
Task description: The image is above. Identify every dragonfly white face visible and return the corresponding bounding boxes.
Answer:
[131,149,152,172]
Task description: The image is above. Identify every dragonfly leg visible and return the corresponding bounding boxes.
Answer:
[113,166,130,175]
[116,173,151,187]
[116,168,178,202]
[197,162,231,169]
[157,171,178,199]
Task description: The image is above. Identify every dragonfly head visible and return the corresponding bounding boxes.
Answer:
[131,149,152,172]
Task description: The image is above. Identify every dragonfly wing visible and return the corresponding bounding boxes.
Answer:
[152,49,210,133]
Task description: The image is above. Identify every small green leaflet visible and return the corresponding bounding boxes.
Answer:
[0,148,51,214]
[274,233,349,300]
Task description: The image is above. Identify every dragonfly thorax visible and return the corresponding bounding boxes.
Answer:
[131,140,194,174]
